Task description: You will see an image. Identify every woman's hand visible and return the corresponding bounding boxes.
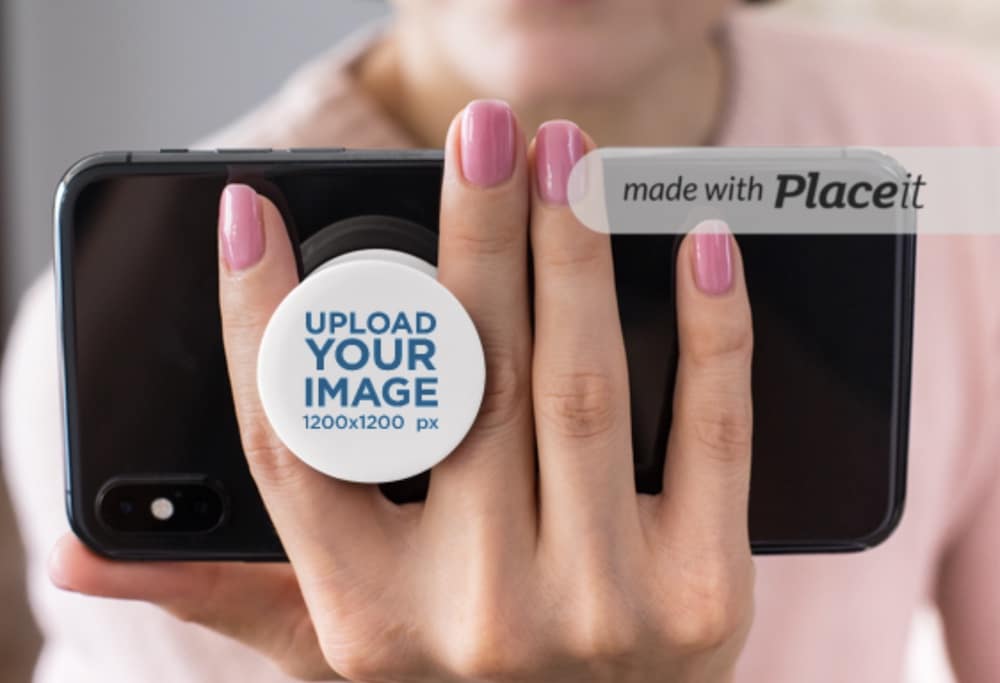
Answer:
[51,100,755,682]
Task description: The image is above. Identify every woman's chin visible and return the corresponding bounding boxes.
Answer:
[456,34,660,102]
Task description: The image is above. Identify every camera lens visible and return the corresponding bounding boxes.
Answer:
[193,500,209,516]
[150,497,175,521]
[118,499,135,515]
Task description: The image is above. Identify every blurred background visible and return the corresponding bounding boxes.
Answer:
[0,1,997,681]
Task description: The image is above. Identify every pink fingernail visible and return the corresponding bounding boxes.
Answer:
[691,221,734,295]
[535,120,585,205]
[461,99,516,187]
[219,184,264,271]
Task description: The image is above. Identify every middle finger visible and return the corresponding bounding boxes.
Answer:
[425,100,536,548]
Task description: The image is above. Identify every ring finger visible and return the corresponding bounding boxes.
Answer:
[530,120,639,550]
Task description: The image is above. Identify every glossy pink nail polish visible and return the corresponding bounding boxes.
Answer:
[220,184,264,271]
[461,99,516,187]
[536,120,585,205]
[692,221,734,295]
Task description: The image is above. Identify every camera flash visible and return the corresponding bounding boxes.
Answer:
[150,497,175,521]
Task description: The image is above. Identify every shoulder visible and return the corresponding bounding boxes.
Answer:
[724,9,1000,145]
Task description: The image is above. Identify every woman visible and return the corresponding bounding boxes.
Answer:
[4,1,1000,681]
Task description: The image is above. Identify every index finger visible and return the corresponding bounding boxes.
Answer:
[217,184,401,571]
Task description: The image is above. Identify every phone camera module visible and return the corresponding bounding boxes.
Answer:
[98,479,227,533]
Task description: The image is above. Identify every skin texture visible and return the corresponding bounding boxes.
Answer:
[362,0,731,147]
[49,2,758,680]
[51,106,756,682]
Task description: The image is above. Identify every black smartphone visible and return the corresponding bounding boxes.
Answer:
[56,149,914,559]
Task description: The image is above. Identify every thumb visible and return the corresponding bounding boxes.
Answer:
[49,534,339,681]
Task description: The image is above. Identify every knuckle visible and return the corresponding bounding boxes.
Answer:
[321,623,404,683]
[316,608,398,681]
[474,345,528,432]
[238,416,306,487]
[273,616,333,681]
[303,584,412,681]
[447,629,524,681]
[685,310,754,369]
[565,591,641,666]
[441,575,534,680]
[537,235,608,272]
[666,607,733,652]
[688,405,753,460]
[663,566,750,652]
[324,649,383,683]
[446,219,523,257]
[537,370,619,439]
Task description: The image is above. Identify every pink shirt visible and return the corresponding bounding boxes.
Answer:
[4,10,1000,683]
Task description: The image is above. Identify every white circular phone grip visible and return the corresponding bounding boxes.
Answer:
[256,250,485,483]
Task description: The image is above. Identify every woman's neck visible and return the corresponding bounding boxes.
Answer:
[356,23,727,149]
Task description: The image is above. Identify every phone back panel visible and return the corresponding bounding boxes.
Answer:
[57,150,913,558]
